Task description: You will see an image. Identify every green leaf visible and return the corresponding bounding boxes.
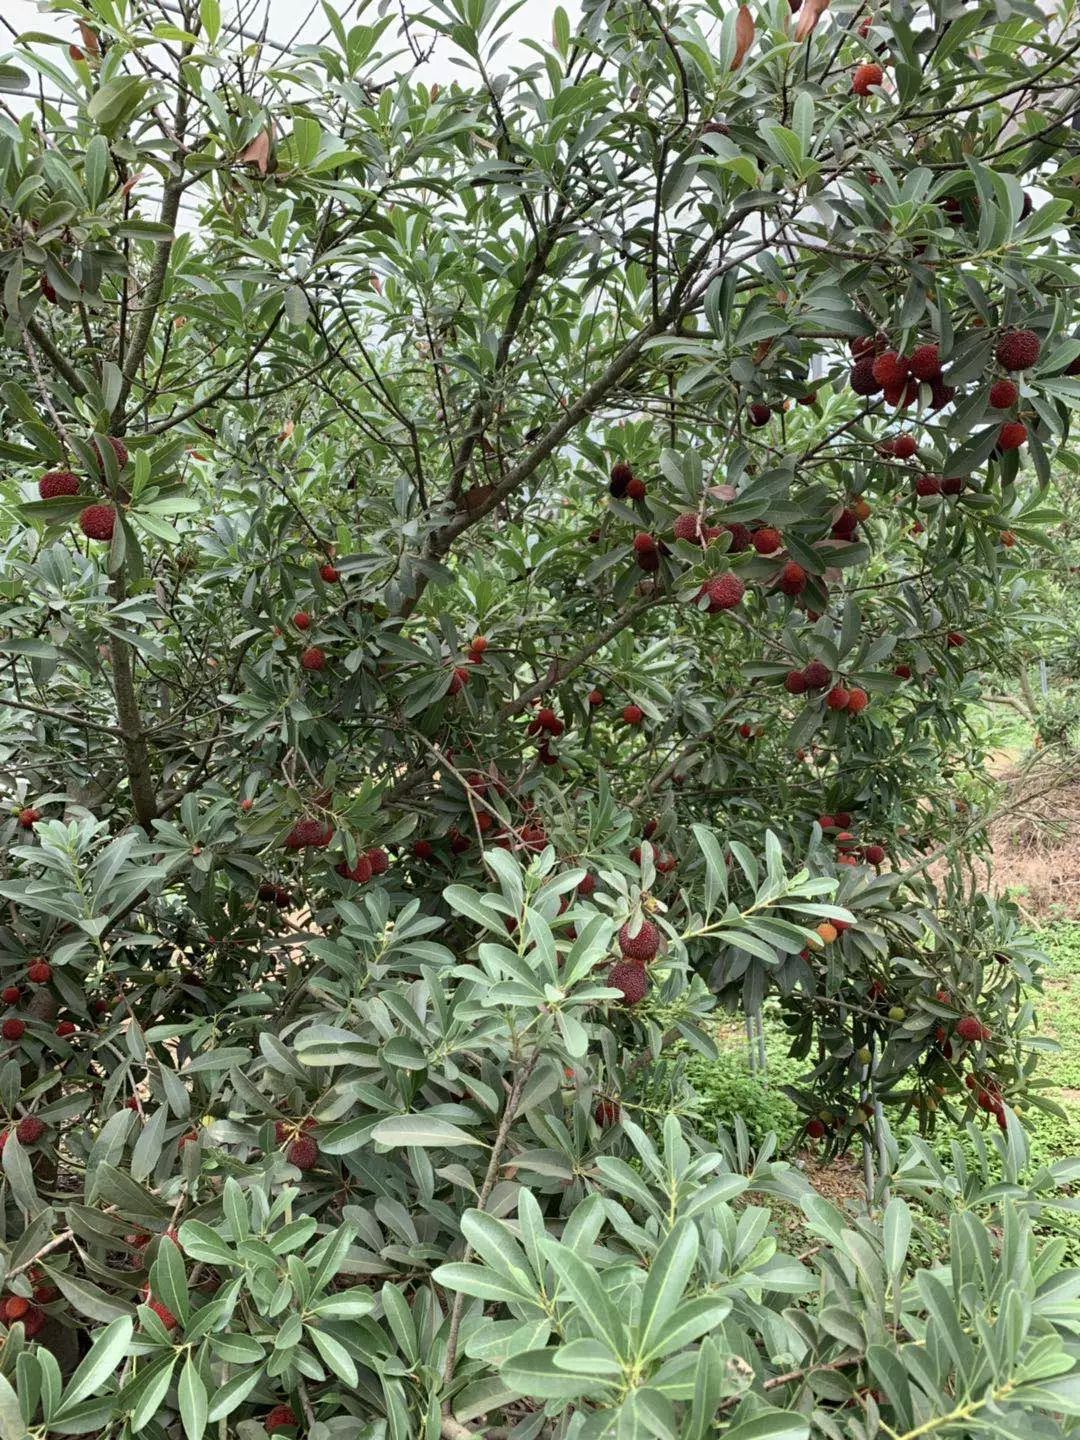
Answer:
[177,1355,207,1440]
[371,1116,481,1148]
[541,1241,626,1357]
[307,1326,358,1385]
[87,76,148,130]
[56,1317,132,1414]
[722,1411,809,1440]
[637,1220,698,1358]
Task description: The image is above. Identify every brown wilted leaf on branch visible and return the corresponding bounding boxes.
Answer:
[795,0,830,41]
[731,6,755,68]
[239,129,274,175]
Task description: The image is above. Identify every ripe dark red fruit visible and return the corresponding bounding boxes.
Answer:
[367,847,389,875]
[17,808,41,828]
[891,435,918,459]
[802,661,831,690]
[335,855,372,885]
[778,562,807,596]
[286,818,333,850]
[618,919,660,962]
[915,475,941,497]
[846,687,868,713]
[826,685,850,711]
[673,512,705,543]
[38,469,80,499]
[723,522,752,552]
[1,1019,25,1041]
[747,402,772,427]
[610,461,634,497]
[266,1406,298,1433]
[989,379,1019,409]
[957,1015,989,1043]
[1,989,19,1007]
[287,1136,319,1169]
[608,962,648,1005]
[447,665,470,695]
[909,344,941,381]
[995,330,1040,371]
[698,573,745,613]
[998,421,1027,451]
[15,1117,44,1145]
[872,351,909,387]
[946,632,966,648]
[300,646,327,671]
[626,476,647,500]
[55,1020,76,1037]
[94,436,128,471]
[806,1118,827,1139]
[849,357,882,396]
[852,62,884,94]
[893,664,912,679]
[863,844,885,865]
[79,504,116,540]
[940,476,966,496]
[752,526,782,554]
[293,612,311,630]
[26,961,51,985]
[469,635,488,654]
[785,669,807,694]
[831,508,859,542]
[587,688,604,707]
[319,563,340,583]
[578,873,597,897]
[594,1098,621,1127]
[412,839,433,860]
[622,704,644,726]
[632,532,657,555]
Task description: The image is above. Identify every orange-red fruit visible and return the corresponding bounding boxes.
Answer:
[469,635,488,654]
[863,843,885,865]
[909,344,941,381]
[18,808,41,828]
[998,421,1027,451]
[752,526,782,554]
[300,646,327,671]
[995,330,1040,371]
[632,532,657,555]
[778,562,807,596]
[852,62,884,94]
[293,612,311,630]
[626,476,647,500]
[891,435,917,459]
[989,379,1019,409]
[872,351,909,387]
[957,1015,989,1043]
[587,688,604,707]
[266,1406,298,1432]
[1,1020,25,1041]
[698,573,745,613]
[148,1298,178,1330]
[3,1297,29,1322]
[623,703,644,727]
[27,961,51,985]
[826,685,850,711]
[287,1136,319,1169]
[1000,530,1016,548]
[16,1117,44,1145]
[447,666,470,695]
[319,563,340,583]
[618,919,660,962]
[608,962,648,1005]
[79,504,116,540]
[38,470,80,499]
[846,687,868,714]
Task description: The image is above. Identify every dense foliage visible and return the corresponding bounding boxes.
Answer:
[0,0,1079,1433]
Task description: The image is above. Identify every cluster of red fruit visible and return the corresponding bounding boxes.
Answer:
[38,438,130,543]
[607,918,661,1006]
[609,460,647,501]
[335,846,389,885]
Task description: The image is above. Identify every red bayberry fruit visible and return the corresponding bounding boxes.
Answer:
[93,436,128,471]
[852,62,884,95]
[0,989,18,1007]
[287,1136,319,1169]
[802,661,831,690]
[55,1020,76,1037]
[319,563,340,583]
[17,808,41,828]
[15,1117,44,1145]
[998,421,1027,451]
[831,508,859,542]
[3,1297,29,1322]
[957,1015,989,1043]
[285,818,333,850]
[609,461,634,496]
[608,962,648,1005]
[622,704,644,726]
[785,669,807,694]
[38,470,80,499]
[989,379,1019,409]
[891,435,918,459]
[632,532,657,555]
[893,664,912,679]
[1000,530,1016,548]
[578,873,597,897]
[747,402,772,427]
[909,344,942,381]
[673,512,705,543]
[806,1118,827,1139]
[335,855,373,885]
[915,474,942,497]
[469,635,488,654]
[1,1020,25,1041]
[941,476,966,496]
[698,573,745,613]
[863,844,885,865]
[723,522,752,552]
[447,665,470,695]
[594,1099,621,1127]
[752,526,782,554]
[266,1406,298,1433]
[366,847,389,875]
[626,476,647,500]
[946,631,966,648]
[148,1298,178,1330]
[995,330,1040,371]
[846,687,869,714]
[293,612,311,630]
[300,646,326,671]
[872,352,909,387]
[412,839,433,861]
[26,961,51,985]
[849,357,882,396]
[826,685,851,711]
[588,688,604,707]
[618,919,660,962]
[79,504,116,540]
[778,562,807,596]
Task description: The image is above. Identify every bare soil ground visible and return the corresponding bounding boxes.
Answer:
[984,753,1080,918]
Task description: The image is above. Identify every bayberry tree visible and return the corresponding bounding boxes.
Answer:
[0,0,1079,1433]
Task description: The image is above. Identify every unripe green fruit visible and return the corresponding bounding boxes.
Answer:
[154,973,170,988]
[857,1046,872,1065]
[888,1005,905,1022]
